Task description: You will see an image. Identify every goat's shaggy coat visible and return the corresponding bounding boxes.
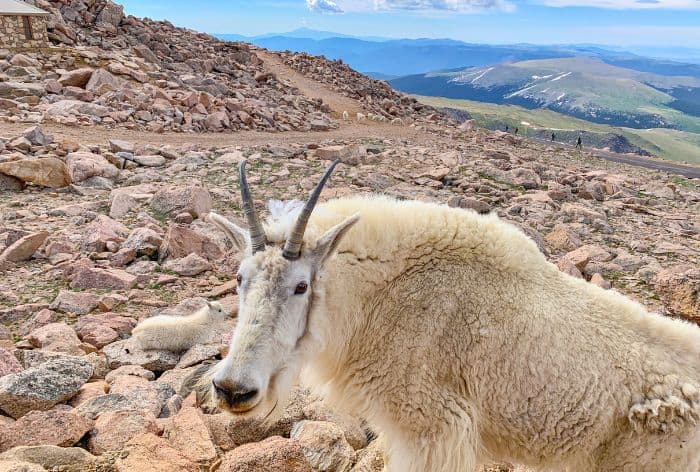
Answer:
[217,195,700,472]
[132,301,227,352]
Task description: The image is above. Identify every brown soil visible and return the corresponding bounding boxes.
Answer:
[256,49,365,120]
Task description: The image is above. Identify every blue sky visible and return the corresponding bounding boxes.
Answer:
[119,0,700,47]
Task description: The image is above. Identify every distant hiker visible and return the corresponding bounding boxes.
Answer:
[505,126,509,133]
[514,127,519,135]
[576,135,582,150]
[551,132,556,142]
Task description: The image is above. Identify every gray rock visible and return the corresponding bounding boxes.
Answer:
[102,339,180,372]
[45,100,109,118]
[163,253,212,276]
[86,69,122,92]
[49,290,100,315]
[0,357,93,418]
[291,420,355,472]
[79,176,115,190]
[150,185,212,219]
[96,3,124,27]
[160,394,183,418]
[109,139,135,154]
[168,363,213,399]
[22,126,53,147]
[57,68,94,88]
[108,376,175,417]
[310,119,331,131]
[0,174,24,191]
[74,393,140,420]
[133,155,167,167]
[122,228,163,258]
[176,344,220,369]
[0,445,97,470]
[447,196,491,214]
[0,81,46,98]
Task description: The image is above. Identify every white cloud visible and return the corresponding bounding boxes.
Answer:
[373,0,511,10]
[304,0,513,12]
[306,0,344,13]
[539,0,700,9]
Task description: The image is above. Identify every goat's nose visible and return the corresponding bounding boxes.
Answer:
[212,379,259,408]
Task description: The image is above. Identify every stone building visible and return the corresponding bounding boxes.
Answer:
[0,0,50,49]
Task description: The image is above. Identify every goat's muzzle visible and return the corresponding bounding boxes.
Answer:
[212,378,261,413]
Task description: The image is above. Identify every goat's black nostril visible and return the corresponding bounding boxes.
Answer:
[212,379,258,406]
[230,388,258,405]
[212,379,228,398]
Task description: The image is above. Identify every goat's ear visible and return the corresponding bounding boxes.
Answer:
[311,214,359,269]
[206,212,249,253]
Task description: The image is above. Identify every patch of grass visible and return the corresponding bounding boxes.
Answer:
[670,175,697,189]
[415,95,700,165]
[476,171,497,182]
[622,128,700,164]
[148,284,176,303]
[148,209,169,224]
[476,171,526,193]
[22,278,69,304]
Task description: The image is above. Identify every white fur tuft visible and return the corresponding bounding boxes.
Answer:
[263,199,336,245]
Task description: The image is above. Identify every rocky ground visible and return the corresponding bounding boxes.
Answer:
[0,120,698,471]
[0,0,445,134]
[0,1,699,471]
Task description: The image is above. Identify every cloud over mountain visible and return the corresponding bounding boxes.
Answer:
[373,0,508,10]
[305,0,513,12]
[539,0,700,8]
[306,0,344,13]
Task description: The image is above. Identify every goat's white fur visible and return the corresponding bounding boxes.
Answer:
[356,112,366,122]
[132,301,227,352]
[209,195,700,472]
[342,111,349,122]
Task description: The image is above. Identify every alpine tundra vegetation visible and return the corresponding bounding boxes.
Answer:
[207,161,700,472]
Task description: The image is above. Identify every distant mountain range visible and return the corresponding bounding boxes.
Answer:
[391,57,700,131]
[218,28,389,42]
[216,29,700,78]
[215,28,700,162]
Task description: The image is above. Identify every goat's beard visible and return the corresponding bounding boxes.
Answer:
[256,358,304,425]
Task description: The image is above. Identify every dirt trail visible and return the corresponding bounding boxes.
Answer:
[0,122,425,148]
[536,138,700,180]
[256,49,364,120]
[2,121,699,179]
[588,148,700,179]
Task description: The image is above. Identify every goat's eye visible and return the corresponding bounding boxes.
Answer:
[294,282,308,295]
[236,274,242,285]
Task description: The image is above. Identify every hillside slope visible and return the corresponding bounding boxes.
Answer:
[417,96,700,164]
[392,57,700,131]
[0,0,440,133]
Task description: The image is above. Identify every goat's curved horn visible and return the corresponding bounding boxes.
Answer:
[239,160,267,254]
[283,160,340,260]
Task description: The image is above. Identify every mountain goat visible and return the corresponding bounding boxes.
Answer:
[206,161,700,472]
[132,301,227,352]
